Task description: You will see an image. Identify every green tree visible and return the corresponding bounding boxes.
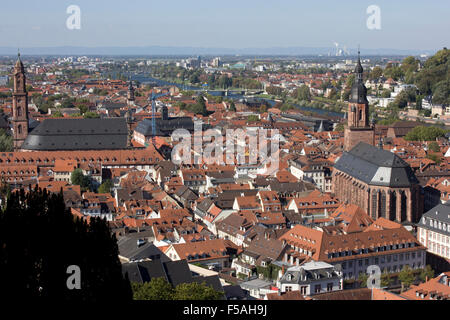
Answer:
[132,278,174,300]
[52,110,63,118]
[419,265,435,282]
[71,169,92,192]
[247,115,259,122]
[229,101,236,112]
[295,84,311,101]
[428,141,440,153]
[189,95,208,116]
[401,56,420,74]
[77,104,88,114]
[131,279,223,300]
[432,80,450,105]
[266,86,283,96]
[381,270,392,288]
[415,48,449,96]
[0,129,13,152]
[335,123,345,132]
[426,153,442,164]
[259,104,268,113]
[358,272,368,288]
[98,179,113,194]
[398,265,415,290]
[173,282,223,300]
[0,187,132,300]
[370,66,383,80]
[83,112,100,119]
[384,65,404,81]
[404,126,448,141]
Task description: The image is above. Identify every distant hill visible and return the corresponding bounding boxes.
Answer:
[0,46,438,56]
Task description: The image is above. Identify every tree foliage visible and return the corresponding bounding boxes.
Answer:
[0,187,132,300]
[419,265,435,282]
[0,129,13,152]
[98,179,113,194]
[187,95,208,116]
[293,84,311,101]
[428,141,441,153]
[404,126,448,141]
[132,278,174,300]
[71,169,92,192]
[131,278,223,300]
[398,265,415,289]
[173,282,224,300]
[414,48,449,98]
[358,272,368,288]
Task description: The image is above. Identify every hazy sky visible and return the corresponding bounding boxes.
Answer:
[0,0,448,50]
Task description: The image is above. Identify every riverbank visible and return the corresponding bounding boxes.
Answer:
[131,74,344,119]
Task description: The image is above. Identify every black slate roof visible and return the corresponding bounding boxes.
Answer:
[419,202,450,236]
[135,117,194,137]
[118,237,169,262]
[21,118,128,150]
[334,142,419,187]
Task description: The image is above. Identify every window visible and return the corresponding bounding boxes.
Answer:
[314,285,321,294]
[285,286,292,292]
[327,283,333,292]
[300,286,307,295]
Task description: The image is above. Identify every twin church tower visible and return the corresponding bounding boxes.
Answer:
[11,53,29,151]
[344,51,375,151]
[10,52,374,151]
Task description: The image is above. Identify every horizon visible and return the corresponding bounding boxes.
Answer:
[0,1,448,54]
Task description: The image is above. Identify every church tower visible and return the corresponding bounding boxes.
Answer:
[12,52,29,151]
[343,51,374,151]
[127,80,135,105]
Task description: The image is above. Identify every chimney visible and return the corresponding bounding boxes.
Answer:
[281,265,286,276]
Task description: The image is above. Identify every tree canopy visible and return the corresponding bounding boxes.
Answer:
[0,128,13,152]
[98,179,113,194]
[71,169,92,192]
[0,187,132,300]
[404,126,448,141]
[131,278,223,300]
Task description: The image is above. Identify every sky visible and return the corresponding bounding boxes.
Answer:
[0,0,448,51]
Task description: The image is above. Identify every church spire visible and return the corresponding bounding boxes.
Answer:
[343,49,374,151]
[12,51,29,150]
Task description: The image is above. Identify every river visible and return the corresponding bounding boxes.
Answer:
[131,74,344,119]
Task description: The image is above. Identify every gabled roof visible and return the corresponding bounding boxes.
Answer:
[22,118,128,151]
[334,142,419,187]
